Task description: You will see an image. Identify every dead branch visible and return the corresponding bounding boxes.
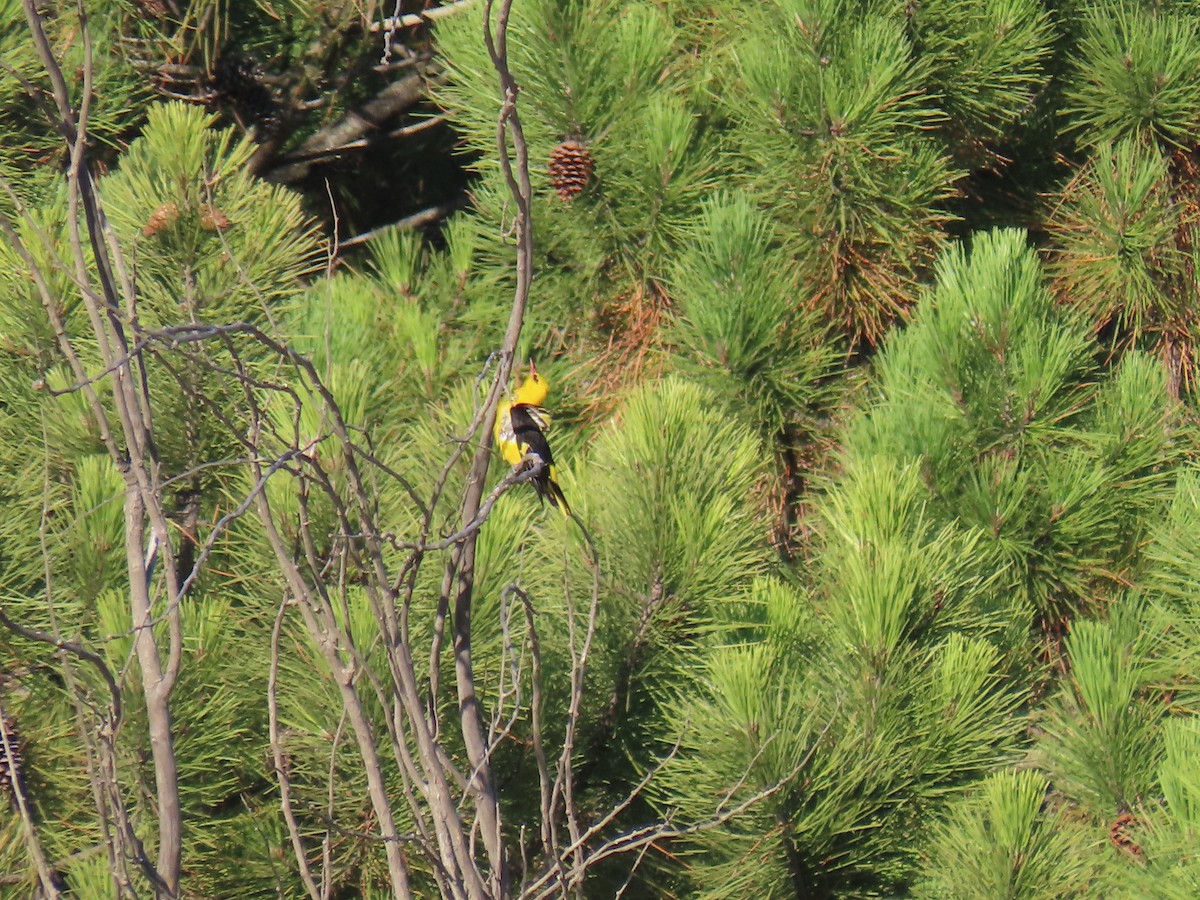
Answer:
[371,0,477,33]
[0,697,59,897]
[22,4,186,889]
[268,597,323,900]
[435,0,537,891]
[273,111,448,170]
[337,193,468,251]
[267,72,434,183]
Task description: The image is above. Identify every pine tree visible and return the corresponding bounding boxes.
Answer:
[846,229,1178,635]
[1061,1,1200,149]
[1047,1,1200,396]
[716,1,959,342]
[0,0,147,193]
[667,193,842,454]
[914,770,1098,899]
[518,376,774,820]
[434,0,721,416]
[8,1,1200,896]
[1035,600,1165,817]
[644,226,1191,896]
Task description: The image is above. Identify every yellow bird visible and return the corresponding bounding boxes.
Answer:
[494,360,570,514]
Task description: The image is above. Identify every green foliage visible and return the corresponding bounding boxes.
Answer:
[0,1,148,194]
[667,192,842,452]
[0,97,336,897]
[0,193,94,367]
[149,0,316,70]
[726,2,959,340]
[648,579,829,898]
[1126,719,1200,897]
[1047,138,1194,341]
[1063,2,1200,149]
[102,103,320,321]
[96,103,323,486]
[909,0,1054,151]
[816,459,988,670]
[1036,599,1165,817]
[439,0,678,150]
[655,575,1025,897]
[436,0,716,305]
[579,377,768,609]
[915,770,1094,899]
[1097,474,1200,897]
[847,229,1176,621]
[66,454,126,600]
[1141,471,1200,718]
[501,378,772,837]
[1142,470,1200,603]
[9,1,1200,896]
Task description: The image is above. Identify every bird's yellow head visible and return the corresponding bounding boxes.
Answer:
[513,359,549,407]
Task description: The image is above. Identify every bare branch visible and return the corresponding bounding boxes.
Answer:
[0,698,59,897]
[21,4,186,886]
[267,73,433,183]
[248,445,416,897]
[273,112,449,169]
[268,597,323,900]
[0,607,123,725]
[337,194,468,251]
[514,586,561,887]
[438,0,538,890]
[371,0,477,33]
[524,715,837,900]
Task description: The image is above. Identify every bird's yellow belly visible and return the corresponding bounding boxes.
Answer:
[494,404,525,466]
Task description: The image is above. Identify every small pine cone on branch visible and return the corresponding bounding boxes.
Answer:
[1109,812,1145,862]
[199,203,231,232]
[0,712,22,803]
[143,201,180,237]
[549,140,593,201]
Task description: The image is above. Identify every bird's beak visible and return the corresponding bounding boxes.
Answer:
[528,358,537,378]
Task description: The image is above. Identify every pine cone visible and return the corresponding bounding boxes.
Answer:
[0,713,22,803]
[1109,812,1144,861]
[200,203,231,232]
[549,140,593,201]
[143,201,180,237]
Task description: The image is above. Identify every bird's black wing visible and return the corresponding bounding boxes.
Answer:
[510,404,555,467]
[510,403,565,510]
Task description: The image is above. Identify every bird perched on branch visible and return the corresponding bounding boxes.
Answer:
[495,360,570,515]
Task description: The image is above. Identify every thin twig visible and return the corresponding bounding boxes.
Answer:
[0,607,123,724]
[268,597,323,900]
[440,0,536,890]
[0,698,59,897]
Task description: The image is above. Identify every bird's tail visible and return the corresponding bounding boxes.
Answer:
[546,472,571,517]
